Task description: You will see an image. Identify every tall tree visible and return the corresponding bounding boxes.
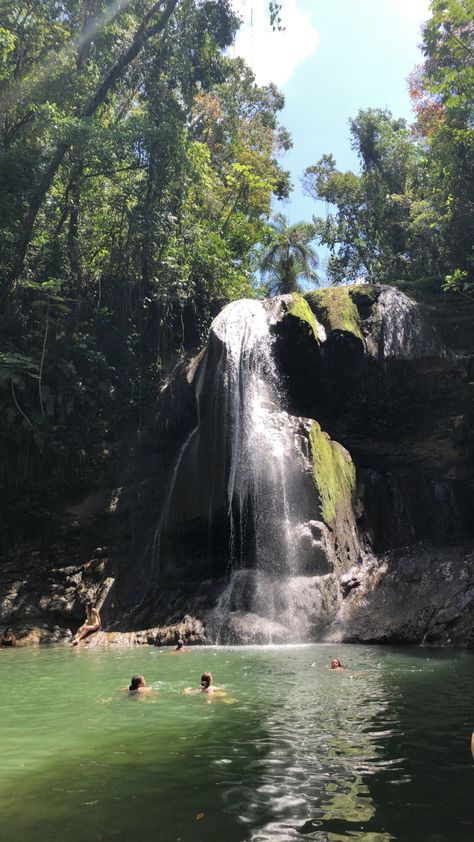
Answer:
[303,110,437,284]
[304,1,473,289]
[0,0,181,293]
[409,0,474,292]
[259,213,318,294]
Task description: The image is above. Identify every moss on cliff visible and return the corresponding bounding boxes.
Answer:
[305,285,378,340]
[310,422,355,523]
[287,292,318,339]
[306,288,362,339]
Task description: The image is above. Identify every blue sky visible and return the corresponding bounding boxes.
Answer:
[232,0,431,264]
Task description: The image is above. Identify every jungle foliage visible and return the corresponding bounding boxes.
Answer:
[0,0,291,539]
[304,0,474,290]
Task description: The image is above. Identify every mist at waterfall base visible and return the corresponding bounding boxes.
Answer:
[154,298,345,643]
[1,645,473,842]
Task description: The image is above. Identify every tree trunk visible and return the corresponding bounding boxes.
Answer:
[141,145,157,285]
[77,0,95,71]
[67,163,84,287]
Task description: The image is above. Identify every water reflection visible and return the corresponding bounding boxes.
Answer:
[229,652,402,840]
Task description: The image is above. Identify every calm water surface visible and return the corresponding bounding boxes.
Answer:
[0,644,472,841]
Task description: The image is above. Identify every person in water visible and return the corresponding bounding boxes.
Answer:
[183,671,223,696]
[72,601,101,645]
[330,658,345,671]
[200,671,217,693]
[171,637,193,655]
[127,675,151,694]
[1,628,16,647]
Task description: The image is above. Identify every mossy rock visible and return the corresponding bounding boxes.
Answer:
[310,421,355,524]
[287,292,318,340]
[305,285,378,340]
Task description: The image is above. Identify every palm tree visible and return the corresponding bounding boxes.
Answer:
[259,213,319,295]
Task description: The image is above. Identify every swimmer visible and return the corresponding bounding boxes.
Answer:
[330,658,345,672]
[200,671,222,694]
[124,675,152,694]
[1,628,16,647]
[182,671,224,697]
[171,637,193,655]
[72,601,101,646]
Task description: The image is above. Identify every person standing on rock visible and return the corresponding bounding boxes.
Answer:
[1,628,16,647]
[71,602,101,646]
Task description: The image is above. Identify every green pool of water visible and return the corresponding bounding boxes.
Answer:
[0,644,472,841]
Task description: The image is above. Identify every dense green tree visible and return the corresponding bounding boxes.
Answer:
[0,0,290,541]
[304,1,473,289]
[303,110,439,284]
[410,0,474,292]
[304,0,474,290]
[258,213,318,294]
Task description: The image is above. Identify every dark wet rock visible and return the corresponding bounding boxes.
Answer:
[340,569,361,598]
[0,544,114,644]
[334,545,474,647]
[365,286,445,361]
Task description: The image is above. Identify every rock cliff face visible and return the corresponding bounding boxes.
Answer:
[283,285,474,646]
[2,285,474,646]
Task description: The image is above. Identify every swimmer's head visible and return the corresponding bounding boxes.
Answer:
[129,674,145,691]
[201,671,212,689]
[176,638,184,650]
[331,658,342,669]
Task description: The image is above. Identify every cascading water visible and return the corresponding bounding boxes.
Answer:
[153,297,357,643]
[214,298,302,574]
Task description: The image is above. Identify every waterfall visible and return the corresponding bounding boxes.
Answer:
[153,297,354,643]
[212,297,303,574]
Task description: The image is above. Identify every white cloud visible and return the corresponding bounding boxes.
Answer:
[232,0,319,87]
